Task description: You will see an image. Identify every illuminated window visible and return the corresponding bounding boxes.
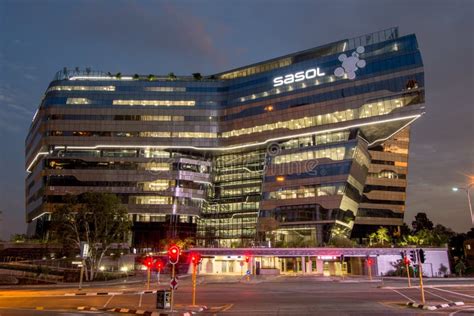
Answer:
[143,87,186,92]
[141,180,170,191]
[113,100,195,106]
[273,146,349,164]
[172,132,217,138]
[66,98,90,104]
[132,196,171,205]
[48,85,115,93]
[139,132,172,137]
[394,161,408,167]
[221,94,417,138]
[143,149,170,158]
[268,183,346,200]
[140,115,173,121]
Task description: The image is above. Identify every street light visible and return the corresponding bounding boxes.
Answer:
[452,184,473,226]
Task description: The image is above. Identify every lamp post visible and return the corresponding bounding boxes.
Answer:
[452,184,473,226]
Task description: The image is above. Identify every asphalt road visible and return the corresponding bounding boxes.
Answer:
[0,275,473,315]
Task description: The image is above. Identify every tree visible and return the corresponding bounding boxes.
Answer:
[368,227,392,246]
[192,72,202,80]
[159,237,194,251]
[50,193,131,281]
[10,233,27,243]
[329,235,355,248]
[412,212,434,233]
[257,217,280,246]
[466,228,474,239]
[167,72,177,81]
[455,260,466,276]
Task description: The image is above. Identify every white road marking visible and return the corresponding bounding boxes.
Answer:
[391,289,415,302]
[432,288,474,299]
[424,289,452,302]
[138,292,143,307]
[103,295,114,308]
[449,305,474,316]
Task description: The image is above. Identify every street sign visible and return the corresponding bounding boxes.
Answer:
[170,277,178,290]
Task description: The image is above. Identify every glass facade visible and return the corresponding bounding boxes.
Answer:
[25,27,425,248]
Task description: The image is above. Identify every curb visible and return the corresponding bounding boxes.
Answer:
[66,290,159,296]
[78,305,208,315]
[406,301,464,310]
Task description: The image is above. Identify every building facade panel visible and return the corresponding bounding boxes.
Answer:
[25,28,424,249]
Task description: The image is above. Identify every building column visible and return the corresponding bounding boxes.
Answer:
[307,257,313,273]
[283,258,287,273]
[301,256,306,274]
[316,258,324,275]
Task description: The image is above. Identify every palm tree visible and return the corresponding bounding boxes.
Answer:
[369,227,391,246]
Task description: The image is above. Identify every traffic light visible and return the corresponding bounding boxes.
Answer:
[340,254,344,263]
[409,250,417,263]
[155,259,163,271]
[419,249,425,264]
[168,245,180,265]
[400,251,405,260]
[144,257,153,269]
[404,256,410,265]
[366,255,373,266]
[244,255,250,263]
[190,253,201,265]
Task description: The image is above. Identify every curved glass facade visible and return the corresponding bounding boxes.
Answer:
[25,27,424,248]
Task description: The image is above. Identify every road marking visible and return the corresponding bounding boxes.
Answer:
[221,303,234,311]
[103,294,115,308]
[432,288,474,299]
[138,293,143,307]
[424,289,452,302]
[449,305,474,316]
[378,301,407,310]
[391,289,415,302]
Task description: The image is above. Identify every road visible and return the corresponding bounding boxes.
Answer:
[0,275,473,315]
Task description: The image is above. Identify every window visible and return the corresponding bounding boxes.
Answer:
[66,98,90,104]
[113,100,195,107]
[143,87,186,92]
[48,85,115,93]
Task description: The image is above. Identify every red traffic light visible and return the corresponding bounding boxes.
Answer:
[168,245,181,264]
[190,253,201,265]
[366,258,373,266]
[245,256,250,263]
[144,257,153,268]
[155,260,163,270]
[404,257,410,265]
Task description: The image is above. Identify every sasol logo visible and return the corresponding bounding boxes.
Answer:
[273,68,325,87]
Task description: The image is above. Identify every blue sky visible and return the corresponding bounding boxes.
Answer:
[0,0,473,239]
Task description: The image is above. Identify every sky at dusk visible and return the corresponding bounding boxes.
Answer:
[0,0,473,240]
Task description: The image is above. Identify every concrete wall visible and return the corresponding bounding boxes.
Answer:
[376,250,451,277]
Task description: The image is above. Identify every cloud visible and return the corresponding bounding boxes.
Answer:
[0,85,34,134]
[70,1,228,69]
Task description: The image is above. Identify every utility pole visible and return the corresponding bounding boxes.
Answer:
[168,245,180,312]
[190,253,201,306]
[417,250,425,304]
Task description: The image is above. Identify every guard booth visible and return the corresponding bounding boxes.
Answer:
[156,290,171,309]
